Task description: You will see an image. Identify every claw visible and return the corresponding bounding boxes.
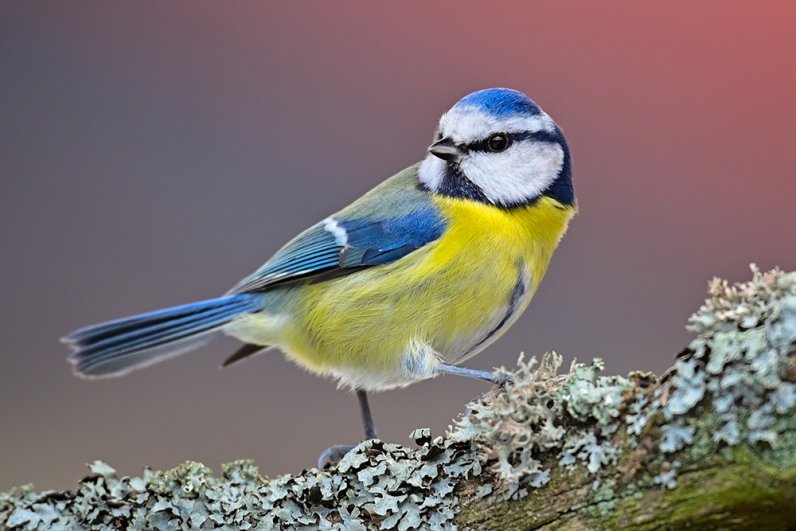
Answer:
[317,444,356,470]
[491,373,513,386]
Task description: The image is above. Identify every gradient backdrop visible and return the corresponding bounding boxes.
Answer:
[2,2,795,491]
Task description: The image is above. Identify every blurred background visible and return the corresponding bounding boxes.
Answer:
[2,2,795,491]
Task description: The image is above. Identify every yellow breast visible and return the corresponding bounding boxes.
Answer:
[430,195,575,289]
[271,196,575,389]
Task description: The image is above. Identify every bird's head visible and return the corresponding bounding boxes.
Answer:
[418,88,574,208]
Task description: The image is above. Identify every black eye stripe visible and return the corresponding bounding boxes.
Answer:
[466,130,563,152]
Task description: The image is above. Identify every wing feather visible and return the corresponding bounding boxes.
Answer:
[229,166,445,294]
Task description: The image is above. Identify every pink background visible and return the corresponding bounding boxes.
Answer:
[2,2,795,490]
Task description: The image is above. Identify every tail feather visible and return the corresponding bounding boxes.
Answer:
[65,294,260,378]
[71,299,254,359]
[74,333,217,378]
[64,298,248,345]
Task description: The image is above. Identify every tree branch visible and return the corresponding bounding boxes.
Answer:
[3,266,795,530]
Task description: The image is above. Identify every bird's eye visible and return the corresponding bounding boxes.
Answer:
[486,133,512,152]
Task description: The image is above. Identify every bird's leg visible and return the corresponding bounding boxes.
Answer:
[357,389,379,440]
[317,389,379,470]
[435,362,512,385]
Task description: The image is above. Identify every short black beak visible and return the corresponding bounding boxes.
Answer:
[428,137,463,162]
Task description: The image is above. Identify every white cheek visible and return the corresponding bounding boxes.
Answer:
[418,155,447,189]
[461,142,564,206]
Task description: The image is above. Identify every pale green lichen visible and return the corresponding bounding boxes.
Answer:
[663,266,796,471]
[2,266,795,530]
[449,353,644,498]
[449,265,796,499]
[1,438,486,530]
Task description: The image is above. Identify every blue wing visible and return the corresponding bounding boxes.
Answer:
[229,167,445,294]
[229,208,444,293]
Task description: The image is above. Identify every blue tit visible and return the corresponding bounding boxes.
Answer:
[64,88,576,449]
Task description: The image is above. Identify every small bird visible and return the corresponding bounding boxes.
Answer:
[64,88,576,464]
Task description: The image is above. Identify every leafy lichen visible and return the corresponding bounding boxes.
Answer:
[2,266,795,530]
[449,352,643,500]
[1,437,488,531]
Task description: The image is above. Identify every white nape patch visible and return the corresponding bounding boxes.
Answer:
[322,217,348,247]
[440,105,555,144]
[462,141,564,206]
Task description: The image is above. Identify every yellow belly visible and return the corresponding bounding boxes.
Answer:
[233,196,574,390]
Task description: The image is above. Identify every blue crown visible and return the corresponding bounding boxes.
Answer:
[453,88,541,118]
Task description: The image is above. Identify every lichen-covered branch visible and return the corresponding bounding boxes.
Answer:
[3,266,795,530]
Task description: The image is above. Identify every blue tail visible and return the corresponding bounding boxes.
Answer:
[64,294,260,378]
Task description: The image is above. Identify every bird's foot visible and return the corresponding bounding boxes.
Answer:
[490,372,513,386]
[317,444,357,470]
[463,373,513,416]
